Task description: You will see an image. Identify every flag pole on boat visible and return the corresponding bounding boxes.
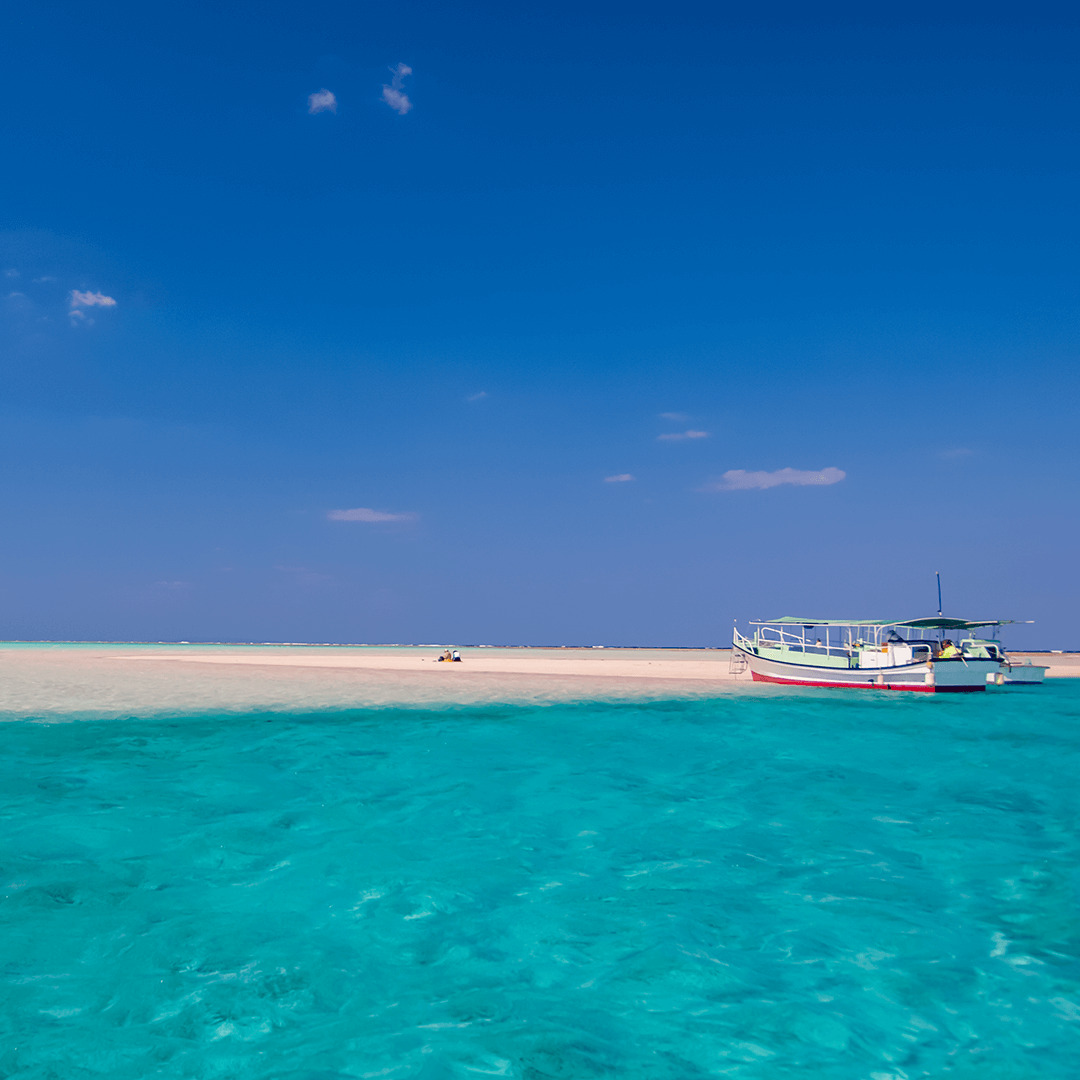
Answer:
[936,571,943,617]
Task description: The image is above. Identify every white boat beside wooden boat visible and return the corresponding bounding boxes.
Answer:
[954,628,1048,685]
[1000,659,1048,685]
[732,617,1007,693]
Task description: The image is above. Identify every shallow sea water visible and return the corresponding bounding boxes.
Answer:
[3,684,1079,1078]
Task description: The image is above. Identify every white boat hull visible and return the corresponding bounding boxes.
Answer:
[735,645,998,693]
[1002,662,1048,685]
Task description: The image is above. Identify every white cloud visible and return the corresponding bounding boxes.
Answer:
[70,289,116,309]
[152,580,191,592]
[3,290,31,313]
[275,564,332,586]
[466,390,488,402]
[604,473,635,483]
[382,87,411,114]
[308,88,337,115]
[32,275,57,283]
[659,411,689,422]
[139,579,192,601]
[657,430,709,441]
[328,507,418,523]
[4,268,18,278]
[382,63,413,115]
[704,467,846,491]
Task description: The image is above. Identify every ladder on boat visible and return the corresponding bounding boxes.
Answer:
[728,648,749,675]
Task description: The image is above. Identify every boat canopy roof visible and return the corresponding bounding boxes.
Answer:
[760,616,1010,630]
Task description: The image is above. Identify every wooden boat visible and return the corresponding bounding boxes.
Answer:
[732,617,1007,692]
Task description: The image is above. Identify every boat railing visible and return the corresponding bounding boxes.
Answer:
[750,624,854,658]
[741,623,940,660]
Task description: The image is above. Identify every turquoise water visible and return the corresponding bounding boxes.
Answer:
[3,685,1079,1078]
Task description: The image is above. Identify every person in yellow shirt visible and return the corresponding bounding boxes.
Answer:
[939,639,962,659]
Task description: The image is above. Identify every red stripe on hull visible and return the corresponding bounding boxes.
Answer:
[750,671,984,693]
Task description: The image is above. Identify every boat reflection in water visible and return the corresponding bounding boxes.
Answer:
[731,616,1037,693]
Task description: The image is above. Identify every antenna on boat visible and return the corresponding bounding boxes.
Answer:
[936,571,943,617]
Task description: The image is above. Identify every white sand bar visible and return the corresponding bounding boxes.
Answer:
[0,644,743,718]
[0,644,1074,719]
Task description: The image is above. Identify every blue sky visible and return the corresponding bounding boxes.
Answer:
[3,1,1078,646]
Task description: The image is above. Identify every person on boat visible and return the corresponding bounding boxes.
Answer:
[939,639,961,659]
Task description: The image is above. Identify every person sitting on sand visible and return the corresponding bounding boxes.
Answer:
[939,639,961,659]
[437,649,452,662]
[452,650,461,662]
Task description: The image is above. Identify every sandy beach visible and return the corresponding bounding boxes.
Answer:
[118,645,741,680]
[0,644,741,717]
[1011,653,1080,675]
[0,643,1075,718]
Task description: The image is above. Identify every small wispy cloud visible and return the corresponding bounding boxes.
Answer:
[658,430,709,442]
[4,268,18,279]
[604,473,635,483]
[141,579,192,601]
[70,289,116,309]
[381,63,413,115]
[466,390,488,402]
[659,412,689,422]
[3,290,31,312]
[68,289,116,327]
[703,467,846,492]
[152,579,191,592]
[308,88,337,115]
[328,507,418,523]
[276,564,332,586]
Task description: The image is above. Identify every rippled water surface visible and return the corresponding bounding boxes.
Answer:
[3,684,1079,1078]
